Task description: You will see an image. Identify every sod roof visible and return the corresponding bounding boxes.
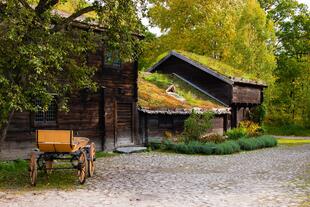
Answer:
[148,50,266,86]
[138,73,230,114]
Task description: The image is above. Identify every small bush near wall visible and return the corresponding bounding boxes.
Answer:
[239,120,263,137]
[225,120,263,139]
[182,111,214,143]
[148,135,277,155]
[225,128,247,140]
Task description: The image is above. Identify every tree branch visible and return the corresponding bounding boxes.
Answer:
[35,0,59,16]
[53,5,97,32]
[17,0,34,12]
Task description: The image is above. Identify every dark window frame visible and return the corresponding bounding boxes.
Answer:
[103,49,122,69]
[34,98,57,127]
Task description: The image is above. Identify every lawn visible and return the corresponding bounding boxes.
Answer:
[0,152,118,190]
[277,138,310,146]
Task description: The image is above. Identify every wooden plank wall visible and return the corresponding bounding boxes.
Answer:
[139,113,227,141]
[232,85,262,104]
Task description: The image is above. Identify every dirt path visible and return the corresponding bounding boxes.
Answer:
[0,144,309,207]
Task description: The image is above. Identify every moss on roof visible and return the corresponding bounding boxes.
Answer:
[153,50,260,81]
[138,72,222,111]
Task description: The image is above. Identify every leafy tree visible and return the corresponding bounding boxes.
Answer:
[258,0,310,126]
[0,0,146,150]
[143,0,276,82]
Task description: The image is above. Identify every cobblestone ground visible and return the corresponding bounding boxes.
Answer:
[0,144,310,207]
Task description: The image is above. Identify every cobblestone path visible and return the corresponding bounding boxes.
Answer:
[0,144,309,207]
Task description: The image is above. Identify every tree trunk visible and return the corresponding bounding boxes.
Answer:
[0,111,14,152]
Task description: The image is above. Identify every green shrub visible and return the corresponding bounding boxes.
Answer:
[225,128,247,140]
[237,136,277,150]
[214,140,240,155]
[182,111,214,143]
[148,138,162,150]
[239,120,263,137]
[187,141,216,154]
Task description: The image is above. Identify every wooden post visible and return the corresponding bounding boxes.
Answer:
[144,113,148,146]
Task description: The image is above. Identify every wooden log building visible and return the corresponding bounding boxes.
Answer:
[138,72,231,142]
[147,50,267,129]
[5,20,141,153]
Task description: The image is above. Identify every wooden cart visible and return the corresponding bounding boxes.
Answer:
[29,130,96,186]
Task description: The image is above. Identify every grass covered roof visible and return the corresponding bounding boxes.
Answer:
[149,50,264,83]
[138,72,224,112]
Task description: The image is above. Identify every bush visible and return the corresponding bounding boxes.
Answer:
[225,128,247,140]
[199,133,225,143]
[182,111,214,143]
[239,120,262,137]
[237,135,277,151]
[214,140,240,155]
[188,141,216,154]
[149,135,277,155]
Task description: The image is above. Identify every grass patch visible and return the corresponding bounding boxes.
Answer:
[149,135,276,155]
[96,151,119,158]
[0,151,118,191]
[0,159,78,190]
[264,124,310,136]
[277,139,310,146]
[175,50,261,82]
[139,72,221,110]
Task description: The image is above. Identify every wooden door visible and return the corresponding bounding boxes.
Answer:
[116,102,134,146]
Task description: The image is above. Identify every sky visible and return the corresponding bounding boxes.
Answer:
[299,0,310,6]
[143,0,310,37]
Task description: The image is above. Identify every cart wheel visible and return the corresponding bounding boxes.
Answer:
[29,152,37,186]
[45,160,53,174]
[88,142,96,177]
[77,150,87,184]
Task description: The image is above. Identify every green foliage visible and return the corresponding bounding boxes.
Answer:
[250,105,266,124]
[225,128,247,140]
[263,124,310,136]
[182,111,214,143]
[258,0,310,128]
[239,120,263,137]
[142,0,276,83]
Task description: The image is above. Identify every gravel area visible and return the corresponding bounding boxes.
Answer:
[0,144,309,207]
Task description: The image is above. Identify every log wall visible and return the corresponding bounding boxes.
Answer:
[5,47,139,154]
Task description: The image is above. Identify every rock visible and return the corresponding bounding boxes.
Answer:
[115,147,147,154]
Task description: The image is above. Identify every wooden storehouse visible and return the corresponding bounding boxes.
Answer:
[138,73,230,142]
[148,50,267,128]
[5,23,141,154]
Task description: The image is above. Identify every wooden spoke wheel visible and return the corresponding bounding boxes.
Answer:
[88,142,96,177]
[29,152,37,186]
[77,150,87,184]
[45,160,53,174]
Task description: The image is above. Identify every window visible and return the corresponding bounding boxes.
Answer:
[104,50,121,68]
[34,99,57,125]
